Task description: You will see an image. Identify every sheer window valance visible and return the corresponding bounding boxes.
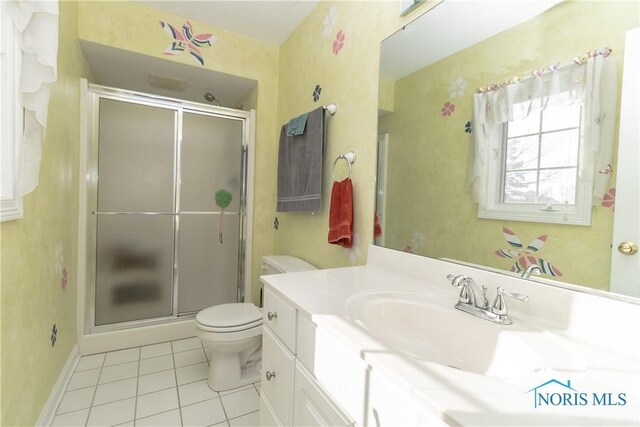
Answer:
[6,0,58,198]
[468,54,618,207]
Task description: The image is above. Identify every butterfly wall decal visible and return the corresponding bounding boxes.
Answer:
[495,227,562,276]
[160,21,217,66]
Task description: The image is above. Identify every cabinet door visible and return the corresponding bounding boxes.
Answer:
[259,394,282,427]
[262,327,295,425]
[293,362,352,427]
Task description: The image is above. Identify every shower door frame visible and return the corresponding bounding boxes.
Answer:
[79,83,255,335]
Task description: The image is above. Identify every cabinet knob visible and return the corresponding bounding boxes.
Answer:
[267,311,278,321]
[266,371,276,381]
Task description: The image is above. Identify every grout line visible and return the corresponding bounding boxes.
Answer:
[84,352,107,427]
[171,342,185,426]
[133,347,141,426]
[228,409,259,422]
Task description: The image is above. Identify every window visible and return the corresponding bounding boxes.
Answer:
[470,54,618,227]
[1,1,24,221]
[479,98,592,225]
[503,102,582,206]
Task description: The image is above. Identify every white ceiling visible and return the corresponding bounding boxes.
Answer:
[81,40,257,107]
[380,0,564,80]
[137,0,319,45]
[82,1,318,105]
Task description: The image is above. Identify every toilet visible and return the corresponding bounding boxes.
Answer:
[196,255,316,391]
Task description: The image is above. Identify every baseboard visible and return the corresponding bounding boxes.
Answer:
[36,344,80,426]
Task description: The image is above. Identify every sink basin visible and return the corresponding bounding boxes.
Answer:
[346,289,544,378]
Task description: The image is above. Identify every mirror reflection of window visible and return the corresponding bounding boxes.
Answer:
[502,99,582,206]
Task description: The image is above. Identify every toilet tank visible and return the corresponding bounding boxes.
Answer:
[261,255,317,275]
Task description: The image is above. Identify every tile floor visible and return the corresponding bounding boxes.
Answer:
[51,337,261,426]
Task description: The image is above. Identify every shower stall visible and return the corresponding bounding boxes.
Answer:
[80,84,254,336]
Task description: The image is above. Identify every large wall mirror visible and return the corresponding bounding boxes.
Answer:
[376,0,639,300]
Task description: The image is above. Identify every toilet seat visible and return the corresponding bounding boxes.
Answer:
[196,303,262,333]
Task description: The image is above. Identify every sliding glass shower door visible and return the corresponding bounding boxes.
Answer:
[91,89,246,327]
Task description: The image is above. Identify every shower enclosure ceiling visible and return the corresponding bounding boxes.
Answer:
[88,86,249,329]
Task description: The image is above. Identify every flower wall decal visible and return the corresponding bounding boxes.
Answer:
[441,101,455,117]
[61,268,68,290]
[448,77,468,98]
[464,121,473,134]
[495,227,562,276]
[160,20,217,66]
[54,242,63,275]
[323,6,337,38]
[273,217,279,230]
[312,84,322,102]
[602,187,615,210]
[51,324,57,347]
[332,30,345,55]
[411,231,426,249]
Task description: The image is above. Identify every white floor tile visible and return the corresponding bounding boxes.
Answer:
[140,354,174,375]
[181,398,226,427]
[114,422,134,427]
[87,397,135,426]
[136,387,179,419]
[51,408,89,426]
[174,348,207,368]
[75,354,105,372]
[220,387,260,420]
[98,360,138,384]
[136,409,182,426]
[172,337,202,353]
[141,342,173,360]
[56,387,95,414]
[213,422,230,427]
[93,377,137,406]
[229,410,259,427]
[67,368,101,391]
[104,348,140,366]
[178,379,219,406]
[176,362,209,385]
[219,384,254,397]
[138,369,176,395]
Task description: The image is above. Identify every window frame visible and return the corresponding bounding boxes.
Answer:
[478,103,593,226]
[1,2,24,222]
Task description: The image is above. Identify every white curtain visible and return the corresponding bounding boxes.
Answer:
[468,56,618,206]
[7,0,58,197]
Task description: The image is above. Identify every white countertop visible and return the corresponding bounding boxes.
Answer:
[261,246,640,426]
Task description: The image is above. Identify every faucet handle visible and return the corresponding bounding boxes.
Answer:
[447,274,466,289]
[491,287,529,317]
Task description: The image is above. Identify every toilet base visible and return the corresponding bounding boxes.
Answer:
[207,357,261,392]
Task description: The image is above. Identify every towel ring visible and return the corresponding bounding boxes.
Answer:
[332,151,356,181]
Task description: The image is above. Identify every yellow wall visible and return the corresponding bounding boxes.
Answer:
[0,2,94,425]
[76,0,280,304]
[273,1,439,268]
[378,1,638,290]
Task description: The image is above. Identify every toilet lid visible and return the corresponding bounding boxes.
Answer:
[196,303,262,329]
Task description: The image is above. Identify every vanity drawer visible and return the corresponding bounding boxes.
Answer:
[263,287,297,352]
[262,327,295,426]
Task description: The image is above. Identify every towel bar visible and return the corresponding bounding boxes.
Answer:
[332,151,356,181]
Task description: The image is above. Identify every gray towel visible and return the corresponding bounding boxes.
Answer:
[277,107,326,212]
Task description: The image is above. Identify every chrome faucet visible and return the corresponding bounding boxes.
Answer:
[521,264,542,279]
[447,274,528,325]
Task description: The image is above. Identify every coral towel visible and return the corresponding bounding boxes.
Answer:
[328,178,353,248]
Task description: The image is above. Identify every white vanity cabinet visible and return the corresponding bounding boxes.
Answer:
[259,287,352,427]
